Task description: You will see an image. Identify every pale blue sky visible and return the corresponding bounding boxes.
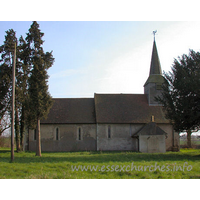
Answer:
[1,21,200,98]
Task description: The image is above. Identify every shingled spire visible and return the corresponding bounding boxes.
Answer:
[149,39,162,75]
[144,33,165,106]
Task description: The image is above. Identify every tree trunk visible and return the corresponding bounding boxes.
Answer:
[20,105,25,151]
[187,129,192,148]
[0,118,2,136]
[36,118,41,156]
[15,108,20,152]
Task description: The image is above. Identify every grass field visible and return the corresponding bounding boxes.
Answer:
[0,148,200,179]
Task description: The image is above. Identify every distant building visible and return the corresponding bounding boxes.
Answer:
[27,38,180,153]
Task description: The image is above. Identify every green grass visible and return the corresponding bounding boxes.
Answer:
[0,148,200,179]
[180,139,200,145]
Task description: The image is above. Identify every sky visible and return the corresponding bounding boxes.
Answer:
[1,21,200,98]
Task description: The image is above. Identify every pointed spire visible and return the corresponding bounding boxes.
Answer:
[144,33,165,105]
[149,38,162,75]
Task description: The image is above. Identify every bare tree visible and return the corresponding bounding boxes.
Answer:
[0,112,10,136]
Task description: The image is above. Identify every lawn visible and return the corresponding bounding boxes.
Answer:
[0,148,200,179]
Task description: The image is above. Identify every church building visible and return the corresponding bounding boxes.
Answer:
[27,38,180,153]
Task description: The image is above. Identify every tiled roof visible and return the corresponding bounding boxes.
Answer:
[41,98,96,124]
[133,122,167,137]
[94,94,169,124]
[41,94,169,124]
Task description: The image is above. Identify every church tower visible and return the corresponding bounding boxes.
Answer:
[144,35,165,105]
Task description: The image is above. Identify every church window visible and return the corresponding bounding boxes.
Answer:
[34,129,36,140]
[78,127,82,140]
[108,125,111,139]
[56,128,59,140]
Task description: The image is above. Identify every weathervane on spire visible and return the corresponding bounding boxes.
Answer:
[153,30,157,40]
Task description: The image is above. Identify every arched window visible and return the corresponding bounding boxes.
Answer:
[108,125,111,139]
[78,127,81,140]
[56,128,59,140]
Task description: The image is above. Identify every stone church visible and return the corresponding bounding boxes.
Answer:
[27,38,180,153]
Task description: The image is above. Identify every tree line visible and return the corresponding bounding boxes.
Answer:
[0,21,54,156]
